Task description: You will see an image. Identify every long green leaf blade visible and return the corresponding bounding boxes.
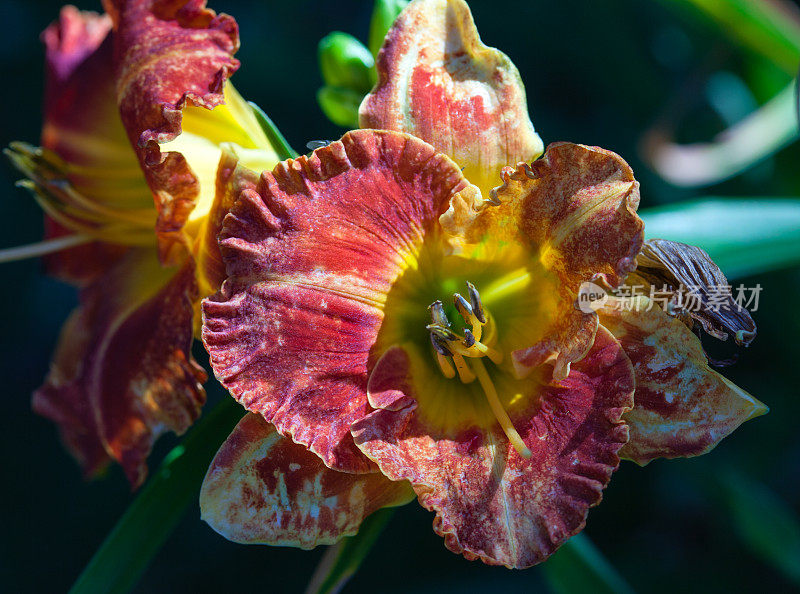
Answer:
[640,198,800,278]
[70,398,243,594]
[305,508,395,594]
[542,533,635,594]
[662,0,800,73]
[249,101,298,160]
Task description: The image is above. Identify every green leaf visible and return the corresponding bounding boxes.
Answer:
[716,471,800,585]
[70,398,243,594]
[541,533,635,594]
[248,101,298,160]
[643,81,798,187]
[317,86,363,129]
[368,0,409,58]
[319,32,374,93]
[662,0,800,73]
[640,198,800,279]
[305,508,396,594]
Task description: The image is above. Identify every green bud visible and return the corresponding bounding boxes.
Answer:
[317,86,363,129]
[368,0,409,58]
[318,32,374,93]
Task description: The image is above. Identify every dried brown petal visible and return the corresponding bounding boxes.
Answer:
[634,239,756,346]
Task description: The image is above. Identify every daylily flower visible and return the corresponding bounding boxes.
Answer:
[199,0,766,568]
[6,0,283,487]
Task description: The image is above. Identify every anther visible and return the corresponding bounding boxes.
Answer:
[430,333,453,357]
[463,328,476,348]
[428,300,451,327]
[427,324,458,341]
[466,282,486,323]
[453,293,474,321]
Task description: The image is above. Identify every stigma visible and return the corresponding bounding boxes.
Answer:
[427,283,532,459]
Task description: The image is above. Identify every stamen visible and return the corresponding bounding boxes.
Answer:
[452,354,476,383]
[430,333,453,357]
[472,358,531,459]
[454,293,482,341]
[467,341,504,365]
[463,328,476,347]
[466,281,486,323]
[427,323,458,341]
[0,234,92,264]
[428,300,451,328]
[436,353,456,379]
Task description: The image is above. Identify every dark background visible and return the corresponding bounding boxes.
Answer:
[2,0,799,592]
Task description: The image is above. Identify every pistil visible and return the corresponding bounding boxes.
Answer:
[427,282,531,458]
[472,358,532,459]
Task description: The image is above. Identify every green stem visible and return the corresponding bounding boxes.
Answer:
[69,397,243,594]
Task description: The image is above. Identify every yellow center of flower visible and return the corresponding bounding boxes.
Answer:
[426,283,531,459]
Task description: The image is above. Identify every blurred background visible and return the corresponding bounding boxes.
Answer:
[2,0,799,592]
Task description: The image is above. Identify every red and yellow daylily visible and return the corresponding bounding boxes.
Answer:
[7,0,282,487]
[199,0,767,568]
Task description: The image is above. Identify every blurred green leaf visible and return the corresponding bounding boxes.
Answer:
[70,398,243,594]
[317,86,363,129]
[640,198,800,278]
[663,0,800,73]
[319,32,374,93]
[717,471,800,585]
[643,81,797,187]
[368,0,409,58]
[305,508,396,594]
[542,533,635,594]
[249,101,298,159]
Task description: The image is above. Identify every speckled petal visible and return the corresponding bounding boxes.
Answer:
[599,296,767,465]
[38,6,153,284]
[107,0,240,263]
[359,0,543,196]
[201,413,414,547]
[202,129,470,473]
[442,142,643,379]
[34,249,206,487]
[351,327,634,568]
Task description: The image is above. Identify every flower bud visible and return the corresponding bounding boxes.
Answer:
[318,32,374,93]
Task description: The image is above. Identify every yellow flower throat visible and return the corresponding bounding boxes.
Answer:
[427,282,532,459]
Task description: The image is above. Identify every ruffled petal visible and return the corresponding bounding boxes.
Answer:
[598,296,767,465]
[442,142,643,379]
[351,327,634,568]
[200,413,414,547]
[33,249,206,487]
[359,0,543,196]
[192,145,259,300]
[36,6,154,284]
[107,0,241,262]
[202,129,471,473]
